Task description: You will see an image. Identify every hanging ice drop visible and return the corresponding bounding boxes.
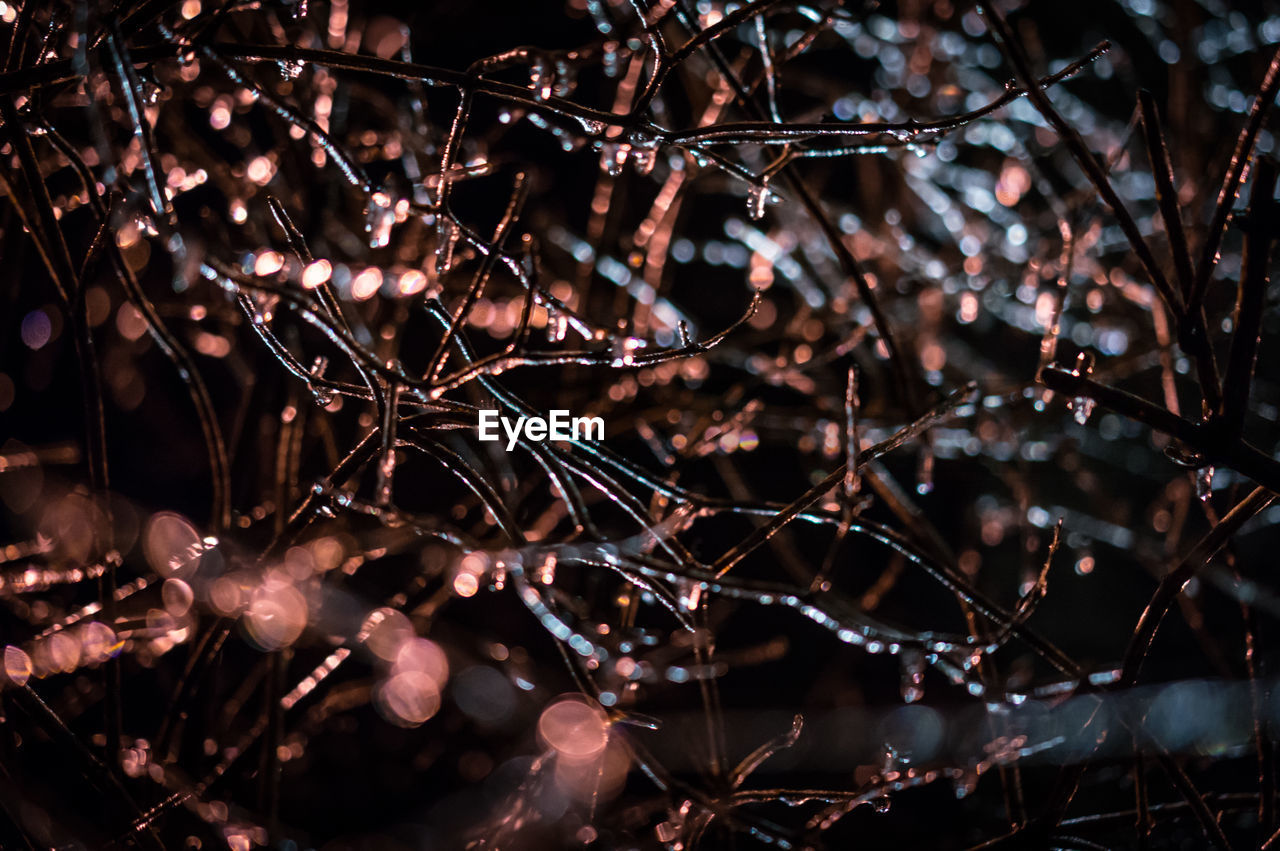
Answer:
[365,191,395,248]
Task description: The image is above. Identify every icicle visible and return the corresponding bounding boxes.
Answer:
[843,367,861,500]
[534,552,557,585]
[612,336,641,366]
[277,59,305,80]
[915,446,934,495]
[1071,396,1095,425]
[600,142,629,176]
[1196,466,1214,502]
[675,578,702,612]
[746,181,770,221]
[376,436,398,507]
[548,312,568,342]
[629,131,659,175]
[1072,350,1095,376]
[435,217,460,273]
[899,649,925,703]
[1068,349,1096,425]
[872,796,892,814]
[529,59,553,102]
[141,81,163,106]
[631,147,656,175]
[309,356,333,406]
[1164,441,1205,468]
[365,191,395,248]
[677,321,691,347]
[309,384,334,408]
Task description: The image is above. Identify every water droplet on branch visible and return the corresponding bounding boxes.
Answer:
[746,182,771,221]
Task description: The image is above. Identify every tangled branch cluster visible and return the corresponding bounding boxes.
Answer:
[3,0,1280,848]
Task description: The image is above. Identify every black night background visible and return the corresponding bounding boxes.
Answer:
[3,0,1280,848]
